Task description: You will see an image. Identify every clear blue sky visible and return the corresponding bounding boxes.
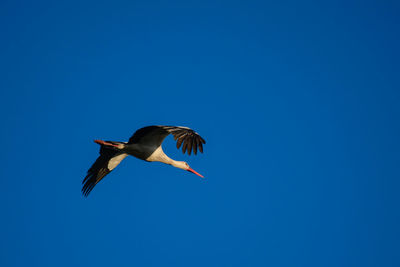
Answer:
[1,1,399,266]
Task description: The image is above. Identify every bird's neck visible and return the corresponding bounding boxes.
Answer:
[148,146,175,165]
[146,146,186,170]
[170,159,186,170]
[161,154,183,169]
[160,155,187,170]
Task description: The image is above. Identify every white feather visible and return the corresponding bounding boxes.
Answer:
[108,153,128,170]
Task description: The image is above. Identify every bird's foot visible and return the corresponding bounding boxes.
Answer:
[94,140,120,148]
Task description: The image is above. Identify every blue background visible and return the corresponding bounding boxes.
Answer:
[1,1,400,266]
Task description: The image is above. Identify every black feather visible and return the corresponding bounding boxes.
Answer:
[176,137,184,149]
[192,138,197,155]
[198,141,203,153]
[187,137,192,155]
[81,146,124,197]
[128,125,205,155]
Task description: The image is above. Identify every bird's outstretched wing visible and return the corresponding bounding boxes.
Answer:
[82,145,127,197]
[128,125,206,155]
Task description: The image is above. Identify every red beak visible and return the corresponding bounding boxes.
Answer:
[187,167,204,178]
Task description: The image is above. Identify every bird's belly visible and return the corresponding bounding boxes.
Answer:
[145,146,165,162]
[124,145,157,161]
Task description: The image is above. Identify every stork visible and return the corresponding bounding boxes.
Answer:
[82,125,206,196]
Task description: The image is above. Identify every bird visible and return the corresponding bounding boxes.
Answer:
[82,125,206,196]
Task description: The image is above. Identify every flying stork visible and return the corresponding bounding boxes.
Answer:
[82,125,206,196]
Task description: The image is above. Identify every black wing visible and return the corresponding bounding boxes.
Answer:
[128,125,206,156]
[82,145,127,197]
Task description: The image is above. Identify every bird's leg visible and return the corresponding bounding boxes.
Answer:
[94,140,123,149]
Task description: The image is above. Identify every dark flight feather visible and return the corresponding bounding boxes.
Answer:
[129,125,206,156]
[82,146,125,197]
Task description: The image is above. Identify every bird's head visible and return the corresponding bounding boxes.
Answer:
[175,161,204,178]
